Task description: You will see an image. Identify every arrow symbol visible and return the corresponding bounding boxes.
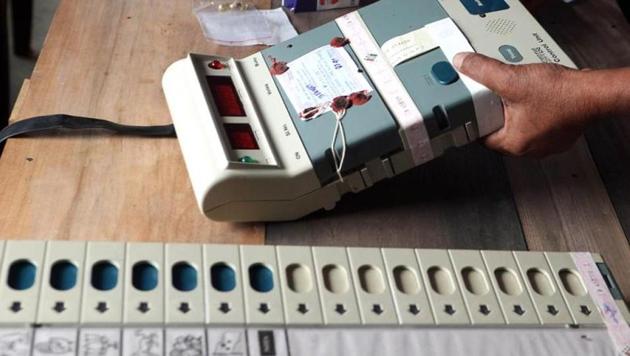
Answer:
[259,303,270,314]
[297,303,309,314]
[580,305,592,316]
[10,301,22,313]
[219,302,231,314]
[408,304,420,315]
[96,302,109,314]
[479,304,491,316]
[372,304,384,315]
[335,304,346,315]
[53,302,66,313]
[513,305,525,316]
[547,305,559,316]
[179,302,191,314]
[138,302,150,314]
[444,304,455,315]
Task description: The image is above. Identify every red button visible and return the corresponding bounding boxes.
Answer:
[209,60,224,70]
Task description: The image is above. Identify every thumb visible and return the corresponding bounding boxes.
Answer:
[453,52,514,94]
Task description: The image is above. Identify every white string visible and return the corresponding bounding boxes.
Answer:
[300,101,349,183]
[330,109,347,182]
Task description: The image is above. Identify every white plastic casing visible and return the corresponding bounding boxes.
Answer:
[162,53,326,222]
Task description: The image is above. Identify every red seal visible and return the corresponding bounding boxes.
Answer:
[330,37,350,48]
[268,56,289,76]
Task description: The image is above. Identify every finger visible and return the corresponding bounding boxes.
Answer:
[481,130,504,150]
[453,52,514,94]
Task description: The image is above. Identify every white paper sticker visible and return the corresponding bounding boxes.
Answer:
[207,328,247,356]
[381,28,438,67]
[286,327,616,356]
[274,45,372,116]
[79,328,120,356]
[32,328,77,356]
[572,253,630,356]
[317,0,359,10]
[165,328,207,356]
[0,328,32,356]
[123,328,163,356]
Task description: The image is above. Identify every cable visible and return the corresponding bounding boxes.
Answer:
[0,114,176,147]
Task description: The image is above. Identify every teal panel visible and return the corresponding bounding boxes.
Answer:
[358,0,447,44]
[262,22,403,184]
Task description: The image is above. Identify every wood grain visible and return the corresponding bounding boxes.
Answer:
[10,80,30,122]
[506,0,630,298]
[0,0,271,244]
[552,0,630,242]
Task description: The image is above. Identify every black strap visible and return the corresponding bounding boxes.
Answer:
[0,114,176,146]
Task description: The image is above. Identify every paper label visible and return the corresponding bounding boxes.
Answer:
[381,28,438,67]
[165,328,207,356]
[247,329,288,356]
[0,328,32,356]
[336,12,434,165]
[275,45,372,115]
[572,253,630,356]
[317,0,359,11]
[207,328,246,356]
[32,328,77,356]
[79,328,120,356]
[123,328,164,356]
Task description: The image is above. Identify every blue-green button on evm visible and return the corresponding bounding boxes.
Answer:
[91,261,118,291]
[132,261,159,291]
[431,61,460,85]
[50,260,78,291]
[7,260,37,290]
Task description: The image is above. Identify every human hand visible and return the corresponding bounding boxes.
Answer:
[453,52,597,158]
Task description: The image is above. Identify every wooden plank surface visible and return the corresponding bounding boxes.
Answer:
[566,0,630,241]
[0,0,269,243]
[504,0,630,299]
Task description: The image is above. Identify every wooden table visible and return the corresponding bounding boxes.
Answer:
[0,0,628,301]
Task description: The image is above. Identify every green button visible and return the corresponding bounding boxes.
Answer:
[239,156,259,164]
[431,61,459,85]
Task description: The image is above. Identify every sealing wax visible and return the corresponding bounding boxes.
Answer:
[269,56,290,75]
[330,37,350,48]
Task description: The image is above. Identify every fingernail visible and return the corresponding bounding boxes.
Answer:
[453,52,471,70]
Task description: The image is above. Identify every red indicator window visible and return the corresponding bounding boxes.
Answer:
[224,123,259,150]
[206,76,246,117]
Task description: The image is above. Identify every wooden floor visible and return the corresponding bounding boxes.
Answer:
[268,0,630,299]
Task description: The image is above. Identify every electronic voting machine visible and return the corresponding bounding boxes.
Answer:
[163,0,574,221]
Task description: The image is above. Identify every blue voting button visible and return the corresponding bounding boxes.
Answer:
[460,0,509,15]
[431,61,460,85]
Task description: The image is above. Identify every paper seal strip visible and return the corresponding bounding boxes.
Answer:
[336,12,434,165]
[424,18,504,137]
[572,252,630,355]
[381,27,439,67]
